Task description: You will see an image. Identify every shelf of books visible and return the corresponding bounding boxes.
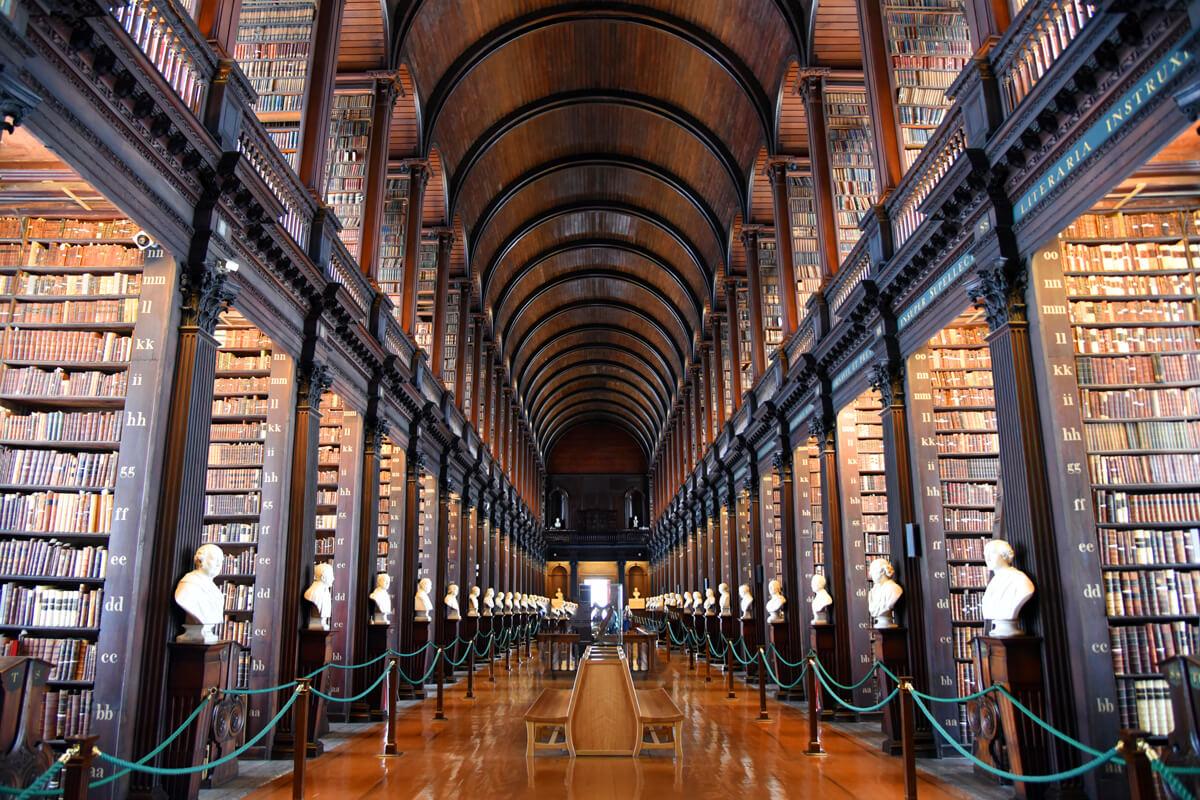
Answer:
[1033,194,1200,740]
[381,439,403,650]
[441,284,460,393]
[736,283,753,388]
[418,471,437,589]
[414,240,439,354]
[795,435,826,644]
[761,472,783,585]
[756,237,784,352]
[882,0,971,172]
[735,489,753,592]
[377,175,409,327]
[323,91,374,262]
[787,172,824,312]
[314,392,361,708]
[461,316,474,418]
[836,388,889,707]
[234,0,317,171]
[906,315,999,746]
[444,491,461,592]
[721,326,735,419]
[824,84,879,266]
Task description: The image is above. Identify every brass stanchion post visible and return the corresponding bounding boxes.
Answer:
[804,658,825,756]
[434,649,446,720]
[293,680,310,800]
[900,678,917,800]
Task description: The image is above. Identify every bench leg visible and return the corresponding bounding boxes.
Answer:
[673,722,682,759]
[526,721,535,757]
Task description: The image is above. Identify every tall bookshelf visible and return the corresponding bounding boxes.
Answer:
[233,0,317,171]
[441,285,460,393]
[907,317,999,744]
[883,0,971,172]
[461,315,473,417]
[377,176,409,327]
[837,388,889,706]
[377,437,395,576]
[382,441,404,651]
[413,241,438,354]
[761,472,783,585]
[721,327,735,419]
[1033,198,1200,739]
[418,472,437,588]
[824,85,879,264]
[735,489,753,590]
[736,283,753,388]
[793,435,825,647]
[787,173,823,311]
[444,491,461,590]
[323,91,374,262]
[757,238,784,352]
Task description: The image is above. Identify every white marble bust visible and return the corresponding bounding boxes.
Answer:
[369,572,392,624]
[982,540,1036,636]
[414,577,433,621]
[867,558,902,628]
[766,579,786,624]
[467,585,481,617]
[175,543,225,643]
[681,591,693,612]
[718,582,732,617]
[738,584,754,620]
[627,587,645,610]
[503,591,514,613]
[551,588,565,616]
[304,562,334,631]
[444,583,461,621]
[691,591,703,614]
[482,587,495,616]
[703,588,716,615]
[810,574,833,624]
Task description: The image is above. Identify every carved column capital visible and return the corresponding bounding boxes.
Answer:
[868,360,905,407]
[808,412,833,443]
[0,66,39,140]
[300,361,333,407]
[970,256,1028,330]
[180,262,238,332]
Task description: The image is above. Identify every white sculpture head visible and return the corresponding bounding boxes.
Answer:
[691,590,702,610]
[810,573,833,622]
[415,577,433,620]
[738,583,754,619]
[632,588,641,599]
[369,572,393,623]
[304,563,335,630]
[174,544,226,643]
[766,579,786,623]
[982,539,1036,636]
[867,558,902,628]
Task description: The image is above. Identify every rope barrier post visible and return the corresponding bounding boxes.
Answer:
[665,628,671,661]
[466,646,475,699]
[505,640,511,673]
[688,640,695,671]
[804,658,824,756]
[434,649,446,721]
[899,678,917,800]
[61,736,97,800]
[1118,732,1157,800]
[383,659,399,757]
[757,649,768,721]
[726,646,736,699]
[525,625,532,660]
[293,680,310,800]
[489,636,496,683]
[705,636,712,683]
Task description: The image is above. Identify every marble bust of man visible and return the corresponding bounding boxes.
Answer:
[718,583,732,617]
[766,579,786,623]
[738,584,754,620]
[175,543,225,643]
[444,583,461,621]
[503,591,514,613]
[467,586,481,617]
[703,588,716,616]
[867,558,902,628]
[414,577,433,621]
[369,572,392,624]
[551,588,565,616]
[682,591,693,612]
[482,587,495,616]
[691,591,703,614]
[810,574,833,624]
[303,562,334,631]
[981,539,1036,636]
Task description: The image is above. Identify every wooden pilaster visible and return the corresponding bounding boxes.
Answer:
[740,229,767,381]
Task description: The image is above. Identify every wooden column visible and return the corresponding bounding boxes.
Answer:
[296,0,345,192]
[747,471,767,648]
[195,0,242,56]
[813,413,853,685]
[358,78,397,278]
[429,229,454,375]
[853,0,903,193]
[725,280,745,406]
[270,357,331,757]
[693,366,705,454]
[398,161,428,335]
[490,501,502,591]
[963,0,1011,52]
[766,161,799,334]
[129,263,234,797]
[774,443,803,668]
[711,317,727,429]
[397,440,426,696]
[710,492,724,594]
[479,341,492,440]
[470,320,485,428]
[433,473,451,647]
[797,72,841,279]
[740,230,767,381]
[700,345,714,445]
[350,412,384,707]
[724,491,740,600]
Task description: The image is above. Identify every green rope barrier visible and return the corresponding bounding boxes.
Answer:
[309,667,390,703]
[812,657,882,692]
[764,658,809,690]
[909,692,1120,783]
[95,690,300,777]
[308,650,391,674]
[767,643,808,669]
[1153,758,1198,800]
[811,669,900,713]
[387,641,437,659]
[730,639,757,666]
[226,679,299,696]
[706,636,728,659]
[472,634,495,658]
[0,752,66,798]
[395,651,442,686]
[908,683,996,704]
[445,646,471,667]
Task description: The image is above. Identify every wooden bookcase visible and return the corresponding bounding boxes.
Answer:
[761,472,783,584]
[721,329,735,419]
[836,388,889,706]
[461,317,473,416]
[1032,197,1200,740]
[736,283,753,388]
[735,489,753,591]
[414,241,438,354]
[382,442,404,651]
[323,91,375,262]
[233,0,317,171]
[377,438,395,577]
[756,238,784,351]
[441,284,460,392]
[793,436,825,647]
[882,0,971,172]
[786,173,823,312]
[907,316,999,744]
[417,472,437,588]
[444,492,461,590]
[377,175,409,324]
[823,85,879,265]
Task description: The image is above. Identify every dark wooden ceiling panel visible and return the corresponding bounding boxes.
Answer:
[777,61,808,155]
[388,65,420,158]
[748,148,774,225]
[810,0,863,67]
[337,0,388,71]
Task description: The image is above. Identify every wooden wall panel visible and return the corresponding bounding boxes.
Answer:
[548,423,648,473]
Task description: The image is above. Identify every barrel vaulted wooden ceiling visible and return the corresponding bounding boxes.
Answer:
[344,0,860,461]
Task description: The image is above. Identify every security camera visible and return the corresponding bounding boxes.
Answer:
[133,230,155,250]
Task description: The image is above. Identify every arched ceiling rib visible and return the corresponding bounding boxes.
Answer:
[396,0,796,459]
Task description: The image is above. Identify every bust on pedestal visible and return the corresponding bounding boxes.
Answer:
[174,544,225,643]
[867,558,902,628]
[467,586,481,618]
[981,539,1035,636]
[414,577,433,621]
[368,573,392,625]
[703,588,716,616]
[810,574,832,624]
[444,583,461,621]
[766,579,786,623]
[718,583,732,617]
[738,584,754,620]
[482,587,495,616]
[304,562,334,630]
[551,588,566,618]
[504,591,515,614]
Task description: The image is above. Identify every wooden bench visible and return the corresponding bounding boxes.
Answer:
[634,687,684,758]
[523,688,571,756]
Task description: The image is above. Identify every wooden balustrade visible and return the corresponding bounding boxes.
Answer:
[992,0,1099,113]
[110,0,212,113]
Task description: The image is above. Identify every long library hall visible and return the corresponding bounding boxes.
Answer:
[0,0,1196,798]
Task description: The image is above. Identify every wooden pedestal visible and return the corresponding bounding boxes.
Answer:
[810,623,841,720]
[163,642,238,798]
[1163,655,1200,796]
[0,656,53,792]
[739,618,758,684]
[400,619,430,699]
[442,617,460,684]
[720,616,737,671]
[353,623,389,722]
[298,630,332,756]
[872,627,934,756]
[770,621,804,701]
[969,635,1051,799]
[460,615,479,669]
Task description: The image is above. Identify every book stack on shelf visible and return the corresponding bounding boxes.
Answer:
[787,173,823,312]
[0,212,148,741]
[1036,202,1200,738]
[736,283,753,387]
[323,92,374,261]
[461,315,473,416]
[377,438,395,576]
[721,326,735,420]
[882,0,971,171]
[757,237,784,350]
[414,241,439,354]
[824,86,879,263]
[377,176,409,327]
[234,0,317,171]
[808,438,825,579]
[761,473,784,584]
[444,494,460,590]
[418,472,436,584]
[442,284,460,393]
[315,393,344,565]
[735,490,753,591]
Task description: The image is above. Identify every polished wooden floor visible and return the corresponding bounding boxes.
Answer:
[243,647,981,799]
